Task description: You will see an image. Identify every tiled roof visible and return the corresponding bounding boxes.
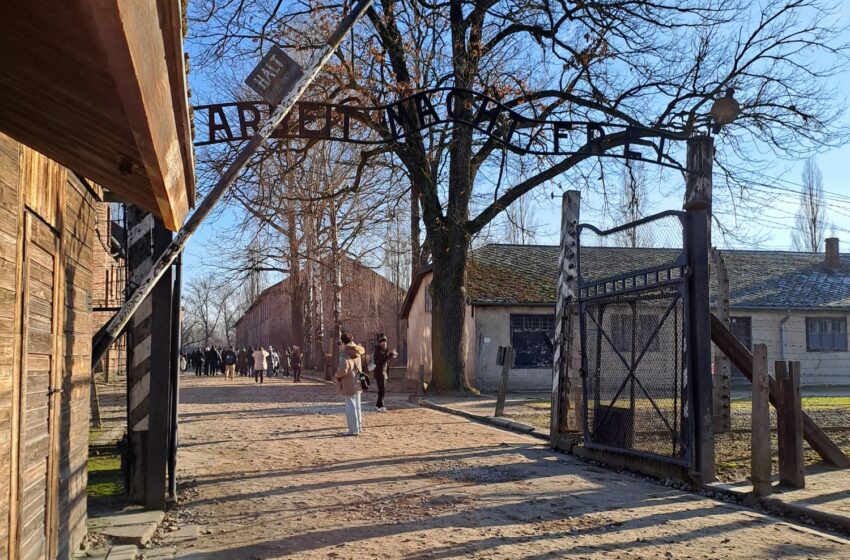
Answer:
[464,244,850,310]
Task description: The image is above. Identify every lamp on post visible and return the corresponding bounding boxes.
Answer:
[710,88,740,134]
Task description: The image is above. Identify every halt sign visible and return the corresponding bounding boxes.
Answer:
[245,46,304,105]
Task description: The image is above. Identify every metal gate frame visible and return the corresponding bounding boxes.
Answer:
[575,208,713,478]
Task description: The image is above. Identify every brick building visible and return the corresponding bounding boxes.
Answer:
[235,257,407,366]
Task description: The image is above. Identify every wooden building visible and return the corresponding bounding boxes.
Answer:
[0,1,194,557]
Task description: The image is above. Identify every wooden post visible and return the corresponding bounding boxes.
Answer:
[751,344,771,497]
[146,218,173,510]
[417,364,425,397]
[685,208,715,484]
[777,361,805,489]
[552,191,580,443]
[495,347,513,417]
[711,248,731,433]
[684,134,715,485]
[710,314,849,467]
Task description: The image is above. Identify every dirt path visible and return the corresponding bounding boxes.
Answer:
[142,375,849,559]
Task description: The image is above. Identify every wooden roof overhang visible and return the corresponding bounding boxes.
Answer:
[0,0,195,231]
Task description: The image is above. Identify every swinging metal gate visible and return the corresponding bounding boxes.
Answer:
[577,210,697,470]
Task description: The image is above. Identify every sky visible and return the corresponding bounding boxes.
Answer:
[180,4,850,286]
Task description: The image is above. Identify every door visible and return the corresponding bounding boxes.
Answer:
[16,212,61,560]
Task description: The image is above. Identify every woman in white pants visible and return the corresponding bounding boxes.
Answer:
[335,333,365,436]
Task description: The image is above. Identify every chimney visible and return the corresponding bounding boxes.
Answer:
[825,237,840,270]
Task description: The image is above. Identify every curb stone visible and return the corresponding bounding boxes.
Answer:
[105,544,139,560]
[420,398,549,441]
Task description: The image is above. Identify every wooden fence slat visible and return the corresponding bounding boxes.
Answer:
[710,313,849,468]
[751,344,772,496]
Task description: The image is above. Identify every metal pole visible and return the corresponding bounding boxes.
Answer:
[91,0,374,369]
[167,252,182,502]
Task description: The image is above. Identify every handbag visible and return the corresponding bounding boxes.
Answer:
[358,369,371,391]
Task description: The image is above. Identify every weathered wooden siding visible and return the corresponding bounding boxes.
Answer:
[0,129,21,560]
[0,132,96,559]
[58,174,95,559]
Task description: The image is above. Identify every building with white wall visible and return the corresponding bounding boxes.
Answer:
[401,242,850,392]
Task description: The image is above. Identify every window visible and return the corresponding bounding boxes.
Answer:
[424,284,432,312]
[510,314,555,369]
[806,318,848,352]
[610,313,661,353]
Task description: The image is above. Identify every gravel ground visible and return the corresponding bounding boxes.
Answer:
[140,375,850,559]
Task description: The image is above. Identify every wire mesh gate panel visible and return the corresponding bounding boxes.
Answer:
[577,211,692,468]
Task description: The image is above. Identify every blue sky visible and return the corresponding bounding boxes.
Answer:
[181,6,850,285]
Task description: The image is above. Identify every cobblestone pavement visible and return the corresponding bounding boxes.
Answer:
[142,375,850,559]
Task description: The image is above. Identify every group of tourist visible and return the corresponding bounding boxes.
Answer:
[182,333,398,437]
[182,344,304,384]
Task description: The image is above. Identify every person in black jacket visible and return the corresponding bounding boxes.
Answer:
[222,347,238,380]
[193,349,204,376]
[372,336,397,412]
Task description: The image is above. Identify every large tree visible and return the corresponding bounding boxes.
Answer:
[190,0,847,392]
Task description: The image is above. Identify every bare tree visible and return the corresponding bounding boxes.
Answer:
[184,276,225,348]
[190,0,849,391]
[616,163,649,248]
[504,194,539,245]
[791,157,828,252]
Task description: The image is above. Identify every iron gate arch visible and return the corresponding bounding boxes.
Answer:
[576,210,695,469]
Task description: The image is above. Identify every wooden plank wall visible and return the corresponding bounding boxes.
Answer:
[0,132,96,559]
[0,132,21,560]
[57,173,96,558]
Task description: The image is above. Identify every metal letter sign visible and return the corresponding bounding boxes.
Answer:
[245,46,304,105]
[194,88,689,171]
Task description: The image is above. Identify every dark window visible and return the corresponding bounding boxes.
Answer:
[610,313,661,353]
[510,314,555,369]
[806,318,848,352]
[424,284,432,312]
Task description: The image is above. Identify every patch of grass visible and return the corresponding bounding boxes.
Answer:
[87,453,123,500]
[730,396,850,410]
[527,402,551,410]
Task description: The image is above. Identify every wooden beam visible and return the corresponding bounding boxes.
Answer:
[87,0,190,230]
[710,313,850,468]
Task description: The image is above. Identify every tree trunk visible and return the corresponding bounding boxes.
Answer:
[428,226,473,393]
[304,217,315,370]
[330,194,343,370]
[286,205,305,352]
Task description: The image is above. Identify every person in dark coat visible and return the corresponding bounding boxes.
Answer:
[214,346,224,374]
[291,346,303,383]
[193,349,204,376]
[222,346,238,380]
[237,347,249,377]
[372,336,397,412]
[204,346,217,376]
